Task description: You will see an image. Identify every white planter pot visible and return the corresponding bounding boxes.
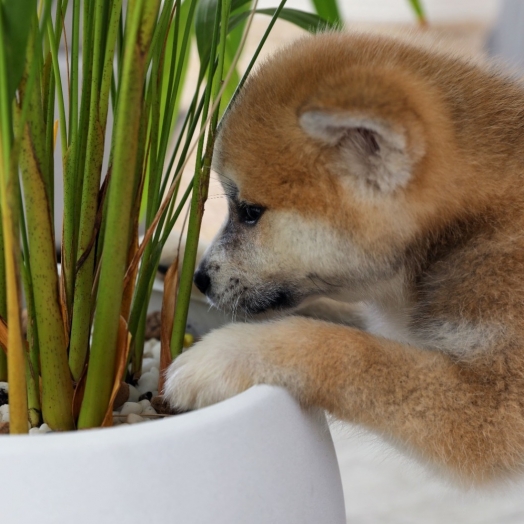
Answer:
[0,385,346,523]
[1,282,345,523]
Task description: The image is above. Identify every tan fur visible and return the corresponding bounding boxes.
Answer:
[164,32,524,484]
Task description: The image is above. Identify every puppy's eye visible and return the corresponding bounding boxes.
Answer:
[238,204,264,225]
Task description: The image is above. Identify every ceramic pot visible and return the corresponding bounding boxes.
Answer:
[0,385,346,524]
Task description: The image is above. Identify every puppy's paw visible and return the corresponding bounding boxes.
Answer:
[163,323,264,411]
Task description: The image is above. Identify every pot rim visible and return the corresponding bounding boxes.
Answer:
[0,384,294,446]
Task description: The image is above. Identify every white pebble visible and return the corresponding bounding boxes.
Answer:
[126,413,144,424]
[143,340,154,358]
[141,358,155,373]
[0,381,8,392]
[0,404,9,422]
[137,372,157,395]
[149,367,159,380]
[120,402,143,416]
[39,423,52,434]
[151,342,161,362]
[128,385,140,402]
[29,427,40,435]
[139,399,151,408]
[141,406,157,416]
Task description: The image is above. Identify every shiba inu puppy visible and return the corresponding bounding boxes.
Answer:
[164,32,524,483]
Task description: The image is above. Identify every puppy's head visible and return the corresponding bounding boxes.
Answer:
[195,33,461,315]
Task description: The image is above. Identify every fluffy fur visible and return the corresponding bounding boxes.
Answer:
[164,32,524,484]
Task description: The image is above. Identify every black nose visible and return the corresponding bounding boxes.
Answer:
[193,269,211,295]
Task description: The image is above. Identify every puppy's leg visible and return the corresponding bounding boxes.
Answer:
[164,317,524,483]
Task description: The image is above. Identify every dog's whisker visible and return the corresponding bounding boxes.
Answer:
[206,195,228,200]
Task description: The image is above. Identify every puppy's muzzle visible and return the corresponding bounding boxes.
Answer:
[193,269,211,295]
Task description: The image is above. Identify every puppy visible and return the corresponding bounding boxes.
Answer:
[164,32,524,484]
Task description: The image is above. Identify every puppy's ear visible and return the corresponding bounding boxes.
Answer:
[299,110,424,193]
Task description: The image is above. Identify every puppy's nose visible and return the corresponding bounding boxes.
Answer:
[193,269,211,294]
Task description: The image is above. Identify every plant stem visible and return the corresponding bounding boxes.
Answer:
[20,258,41,427]
[62,0,96,316]
[150,0,196,218]
[69,0,121,382]
[0,214,7,381]
[0,8,28,434]
[78,0,160,429]
[0,348,6,382]
[170,0,231,358]
[46,20,67,167]
[18,26,74,431]
[69,0,80,143]
[43,66,55,220]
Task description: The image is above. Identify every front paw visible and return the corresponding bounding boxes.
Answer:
[163,323,262,411]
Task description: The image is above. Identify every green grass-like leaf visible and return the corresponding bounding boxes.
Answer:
[195,0,218,67]
[0,0,37,99]
[408,0,426,23]
[310,0,341,26]
[229,7,335,35]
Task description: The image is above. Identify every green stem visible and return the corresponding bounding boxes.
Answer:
[20,257,42,427]
[17,28,74,431]
[78,0,160,429]
[62,0,96,317]
[131,305,147,376]
[69,0,81,143]
[43,67,55,220]
[152,0,197,213]
[0,351,6,383]
[69,0,120,382]
[130,250,160,374]
[144,0,196,230]
[25,356,41,428]
[0,7,28,434]
[99,0,123,130]
[170,0,231,358]
[0,215,6,382]
[46,20,67,164]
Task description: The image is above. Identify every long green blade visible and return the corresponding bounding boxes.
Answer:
[408,0,427,23]
[0,0,37,99]
[228,7,335,34]
[310,0,341,25]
